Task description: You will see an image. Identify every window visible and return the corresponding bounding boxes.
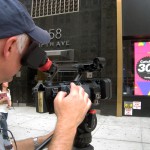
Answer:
[134,41,150,96]
[31,0,79,18]
[123,39,150,96]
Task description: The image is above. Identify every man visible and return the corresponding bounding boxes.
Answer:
[0,0,91,150]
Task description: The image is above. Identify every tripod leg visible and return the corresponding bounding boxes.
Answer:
[73,112,97,150]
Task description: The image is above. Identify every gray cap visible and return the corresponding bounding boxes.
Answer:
[0,0,50,44]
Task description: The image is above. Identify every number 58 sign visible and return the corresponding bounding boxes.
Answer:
[49,28,62,40]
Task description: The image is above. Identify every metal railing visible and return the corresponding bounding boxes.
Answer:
[31,0,79,18]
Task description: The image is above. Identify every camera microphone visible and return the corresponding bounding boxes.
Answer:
[21,41,57,75]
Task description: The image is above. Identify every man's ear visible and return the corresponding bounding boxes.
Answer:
[3,37,17,58]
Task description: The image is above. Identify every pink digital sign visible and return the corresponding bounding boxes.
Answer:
[134,42,150,95]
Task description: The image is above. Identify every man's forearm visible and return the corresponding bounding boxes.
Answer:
[48,119,77,150]
[12,138,35,150]
[12,131,53,150]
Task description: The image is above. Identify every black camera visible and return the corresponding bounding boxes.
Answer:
[33,57,112,114]
[21,42,112,113]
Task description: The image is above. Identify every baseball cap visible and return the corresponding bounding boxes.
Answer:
[0,0,50,44]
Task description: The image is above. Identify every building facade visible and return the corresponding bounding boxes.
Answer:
[10,0,150,117]
[11,0,118,115]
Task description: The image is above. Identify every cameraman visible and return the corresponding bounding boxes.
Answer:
[0,1,91,150]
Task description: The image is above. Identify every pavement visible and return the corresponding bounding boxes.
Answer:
[1,106,150,150]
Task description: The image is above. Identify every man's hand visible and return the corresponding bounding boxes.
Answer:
[54,82,92,128]
[49,83,92,150]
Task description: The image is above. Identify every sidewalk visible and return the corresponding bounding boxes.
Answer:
[5,106,150,150]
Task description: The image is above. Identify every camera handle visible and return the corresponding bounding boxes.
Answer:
[35,135,53,150]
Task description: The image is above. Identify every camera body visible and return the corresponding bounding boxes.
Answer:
[33,57,112,114]
[34,78,111,113]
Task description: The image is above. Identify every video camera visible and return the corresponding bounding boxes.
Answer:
[33,57,112,114]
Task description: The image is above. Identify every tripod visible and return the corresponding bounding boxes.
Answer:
[73,110,97,150]
[36,110,97,150]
